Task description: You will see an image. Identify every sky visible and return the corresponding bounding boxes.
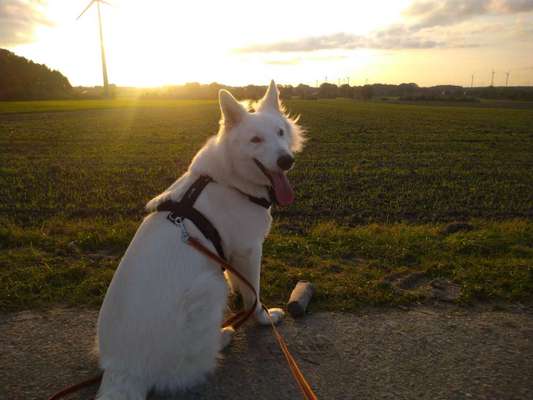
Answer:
[2,0,533,87]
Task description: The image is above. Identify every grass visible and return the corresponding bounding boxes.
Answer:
[0,98,215,114]
[1,98,532,311]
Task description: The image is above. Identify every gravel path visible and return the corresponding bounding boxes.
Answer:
[1,305,532,400]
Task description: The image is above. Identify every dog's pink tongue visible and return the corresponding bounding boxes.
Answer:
[271,172,294,206]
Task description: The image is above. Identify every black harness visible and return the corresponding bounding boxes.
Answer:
[156,175,272,261]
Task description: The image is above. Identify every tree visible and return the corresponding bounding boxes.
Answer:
[338,84,353,98]
[359,85,374,100]
[318,83,338,98]
[294,84,314,99]
[0,49,72,100]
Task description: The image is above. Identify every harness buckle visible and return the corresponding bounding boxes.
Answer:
[167,213,190,242]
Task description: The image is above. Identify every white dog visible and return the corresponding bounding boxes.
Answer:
[95,81,305,400]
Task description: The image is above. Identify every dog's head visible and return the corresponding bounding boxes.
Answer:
[217,81,305,206]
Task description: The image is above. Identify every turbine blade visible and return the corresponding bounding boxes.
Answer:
[99,0,112,6]
[76,0,96,20]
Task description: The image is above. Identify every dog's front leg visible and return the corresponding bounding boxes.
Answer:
[229,247,284,326]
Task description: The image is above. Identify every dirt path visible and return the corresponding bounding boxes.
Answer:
[1,305,532,400]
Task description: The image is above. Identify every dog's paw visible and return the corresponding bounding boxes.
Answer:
[255,307,285,326]
[220,326,235,350]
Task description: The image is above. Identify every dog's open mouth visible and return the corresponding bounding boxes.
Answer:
[253,159,295,206]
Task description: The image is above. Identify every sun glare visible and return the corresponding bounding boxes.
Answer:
[8,0,453,87]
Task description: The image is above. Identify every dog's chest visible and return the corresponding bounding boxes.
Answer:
[196,186,272,249]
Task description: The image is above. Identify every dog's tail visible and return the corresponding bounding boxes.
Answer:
[95,369,147,400]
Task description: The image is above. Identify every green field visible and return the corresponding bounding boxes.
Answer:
[1,99,532,311]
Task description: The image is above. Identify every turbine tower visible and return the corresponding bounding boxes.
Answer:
[77,0,111,97]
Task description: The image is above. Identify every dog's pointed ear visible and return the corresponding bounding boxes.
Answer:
[219,89,247,127]
[257,80,280,113]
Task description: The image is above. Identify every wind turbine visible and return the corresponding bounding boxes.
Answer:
[77,0,111,97]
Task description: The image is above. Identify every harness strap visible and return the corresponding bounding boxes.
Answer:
[159,200,226,260]
[233,185,275,209]
[157,175,274,260]
[178,175,212,208]
[157,176,226,260]
[245,194,272,209]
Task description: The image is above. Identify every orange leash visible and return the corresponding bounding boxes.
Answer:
[187,237,318,400]
[268,315,318,400]
[47,374,102,400]
[47,236,318,400]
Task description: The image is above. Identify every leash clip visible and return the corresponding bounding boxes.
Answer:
[167,213,190,242]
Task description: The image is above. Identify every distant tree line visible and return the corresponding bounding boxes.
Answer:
[2,48,533,102]
[142,81,533,102]
[140,82,271,101]
[0,49,73,100]
[140,82,384,101]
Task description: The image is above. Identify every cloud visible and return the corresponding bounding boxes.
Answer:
[265,54,348,65]
[265,59,301,65]
[236,31,446,53]
[0,0,53,46]
[235,0,533,54]
[405,0,488,28]
[405,0,533,29]
[489,0,533,12]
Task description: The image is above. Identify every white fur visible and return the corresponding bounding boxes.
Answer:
[96,81,305,399]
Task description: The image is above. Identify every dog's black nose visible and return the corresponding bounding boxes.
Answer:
[277,154,294,171]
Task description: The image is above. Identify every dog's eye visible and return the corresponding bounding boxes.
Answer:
[278,129,284,137]
[250,136,263,143]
